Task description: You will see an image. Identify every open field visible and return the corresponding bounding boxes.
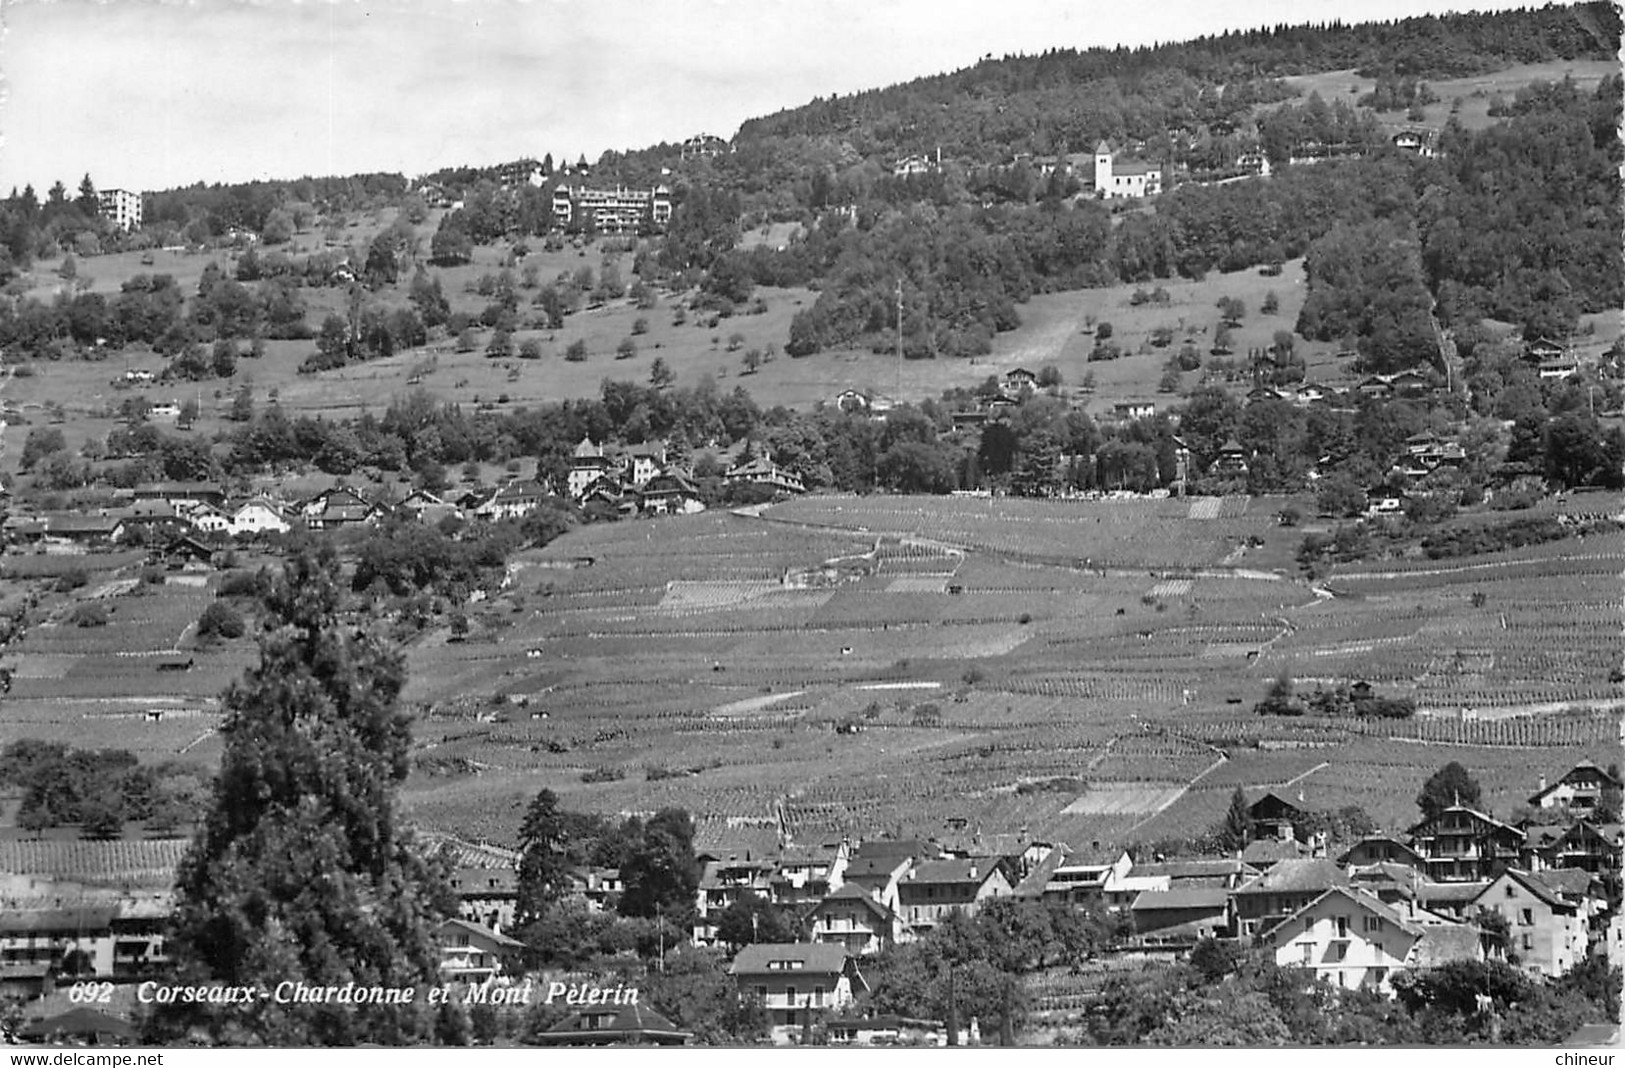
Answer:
[1281,59,1618,132]
[368,497,1623,846]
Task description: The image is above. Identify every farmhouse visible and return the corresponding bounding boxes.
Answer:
[1129,888,1231,942]
[474,480,549,522]
[728,943,867,1043]
[638,471,705,516]
[133,482,227,510]
[42,512,125,546]
[298,485,386,530]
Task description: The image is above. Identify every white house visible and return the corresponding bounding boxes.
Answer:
[1260,886,1478,994]
[1093,141,1163,199]
[230,498,290,536]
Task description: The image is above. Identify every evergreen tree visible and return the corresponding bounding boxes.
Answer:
[1416,762,1483,821]
[515,788,569,927]
[160,547,452,1045]
[1220,787,1251,851]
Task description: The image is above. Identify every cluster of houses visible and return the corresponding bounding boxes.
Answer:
[426,759,1622,1045]
[0,436,819,554]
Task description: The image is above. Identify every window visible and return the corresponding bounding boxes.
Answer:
[1301,942,1314,964]
[1520,908,1533,927]
[1364,916,1383,933]
[1335,916,1349,938]
[787,986,797,1007]
[1521,933,1533,951]
[1505,885,1516,898]
[814,985,825,1006]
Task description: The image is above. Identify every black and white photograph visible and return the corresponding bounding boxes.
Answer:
[0,0,1619,1052]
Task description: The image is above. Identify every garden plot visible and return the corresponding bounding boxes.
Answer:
[1060,782,1187,816]
[887,576,948,593]
[1148,579,1193,598]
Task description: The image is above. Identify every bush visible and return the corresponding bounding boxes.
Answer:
[196,601,246,641]
[69,603,108,628]
[55,569,89,593]
[580,766,625,784]
[564,340,588,362]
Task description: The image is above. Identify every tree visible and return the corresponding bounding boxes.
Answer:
[1217,296,1245,326]
[516,789,569,927]
[714,892,797,950]
[196,601,246,642]
[618,807,699,922]
[564,340,587,363]
[1218,787,1251,851]
[1262,290,1280,315]
[649,356,674,389]
[1416,761,1482,821]
[616,337,637,360]
[160,548,451,1045]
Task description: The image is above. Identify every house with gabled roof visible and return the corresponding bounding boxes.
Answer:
[229,497,290,536]
[1132,858,1252,891]
[568,437,615,499]
[42,513,125,545]
[1129,888,1231,942]
[638,471,705,516]
[805,884,906,956]
[770,841,849,910]
[894,857,1012,934]
[1338,835,1427,874]
[1038,843,1134,905]
[474,480,549,522]
[729,943,867,1044]
[725,454,805,495]
[623,441,667,487]
[434,917,523,983]
[1406,805,1524,883]
[535,1001,691,1046]
[1260,886,1479,995]
[693,852,777,947]
[1528,761,1622,815]
[448,867,518,933]
[1526,820,1624,876]
[299,485,385,530]
[1232,858,1351,938]
[1472,868,1595,978]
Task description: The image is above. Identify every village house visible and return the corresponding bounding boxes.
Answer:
[624,442,668,487]
[298,485,386,530]
[568,437,616,499]
[1338,835,1428,874]
[728,943,868,1044]
[1129,888,1231,943]
[435,917,524,983]
[1528,761,1622,816]
[1471,868,1594,978]
[638,471,706,516]
[725,455,806,495]
[448,867,519,933]
[1111,401,1156,421]
[693,852,777,947]
[1524,820,1625,876]
[1405,805,1524,883]
[1133,858,1253,891]
[1037,844,1134,906]
[395,489,464,527]
[769,842,849,910]
[474,480,549,522]
[535,1002,691,1046]
[894,857,1012,934]
[824,1015,956,1046]
[1232,858,1351,938]
[42,512,126,546]
[1260,886,1479,995]
[132,481,227,510]
[229,497,290,537]
[804,884,906,956]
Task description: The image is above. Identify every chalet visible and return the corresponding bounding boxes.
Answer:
[728,943,867,1043]
[1132,858,1252,891]
[804,884,905,956]
[894,857,1012,933]
[725,455,805,495]
[833,388,872,413]
[1232,858,1351,938]
[693,853,777,946]
[535,1002,691,1046]
[187,504,233,536]
[1405,805,1524,883]
[625,442,667,487]
[1338,836,1427,874]
[1247,791,1307,843]
[1259,886,1475,995]
[1538,357,1581,380]
[475,480,549,522]
[1128,888,1231,942]
[1208,439,1249,479]
[435,917,523,983]
[1111,401,1156,421]
[1528,762,1622,815]
[1472,868,1594,978]
[638,471,705,516]
[770,842,849,909]
[229,497,290,536]
[132,482,226,509]
[1525,820,1624,876]
[299,486,385,530]
[1038,844,1134,905]
[567,437,615,499]
[1526,336,1568,363]
[396,489,463,527]
[161,535,217,568]
[448,867,519,933]
[825,1015,954,1047]
[1004,367,1038,393]
[43,513,125,545]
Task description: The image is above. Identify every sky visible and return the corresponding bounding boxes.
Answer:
[0,0,1557,194]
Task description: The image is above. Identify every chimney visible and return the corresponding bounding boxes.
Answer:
[1537,777,1547,793]
[968,864,978,880]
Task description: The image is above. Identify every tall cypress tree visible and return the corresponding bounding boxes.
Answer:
[161,547,451,1045]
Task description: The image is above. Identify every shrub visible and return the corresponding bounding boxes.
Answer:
[580,766,625,784]
[55,569,89,593]
[564,340,588,362]
[69,603,108,628]
[197,601,246,641]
